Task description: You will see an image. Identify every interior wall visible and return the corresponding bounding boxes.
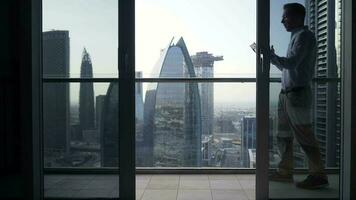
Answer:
[0,0,41,199]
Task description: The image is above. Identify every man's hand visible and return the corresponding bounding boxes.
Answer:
[271,45,276,55]
[270,45,283,71]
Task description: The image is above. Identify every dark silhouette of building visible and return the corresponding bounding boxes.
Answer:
[100,83,119,167]
[43,30,70,157]
[96,95,106,131]
[79,48,95,139]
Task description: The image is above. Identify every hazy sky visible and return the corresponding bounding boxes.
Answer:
[43,0,304,105]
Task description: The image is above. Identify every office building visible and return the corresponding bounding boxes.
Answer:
[191,52,223,136]
[306,0,341,167]
[143,38,202,167]
[42,30,70,160]
[79,48,95,138]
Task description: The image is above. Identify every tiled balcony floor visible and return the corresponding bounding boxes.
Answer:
[44,174,339,199]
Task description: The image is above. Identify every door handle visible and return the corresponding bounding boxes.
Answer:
[259,47,270,74]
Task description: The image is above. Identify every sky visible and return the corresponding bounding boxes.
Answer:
[43,0,304,106]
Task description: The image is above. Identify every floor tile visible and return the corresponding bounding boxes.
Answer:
[177,190,212,200]
[180,175,209,180]
[212,190,249,200]
[238,180,255,190]
[136,189,144,200]
[72,189,113,198]
[179,180,210,190]
[85,179,118,189]
[136,179,150,189]
[142,189,177,200]
[244,189,255,200]
[147,179,179,190]
[52,179,90,190]
[136,175,152,181]
[209,175,237,180]
[150,175,180,181]
[235,174,255,180]
[94,174,119,180]
[44,189,80,198]
[210,180,242,190]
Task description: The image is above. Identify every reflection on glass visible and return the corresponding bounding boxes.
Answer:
[268,1,341,199]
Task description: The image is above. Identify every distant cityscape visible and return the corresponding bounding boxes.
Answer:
[43,0,341,169]
[42,32,261,168]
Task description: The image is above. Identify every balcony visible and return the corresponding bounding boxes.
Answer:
[44,173,339,199]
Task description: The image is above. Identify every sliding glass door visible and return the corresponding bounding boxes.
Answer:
[256,0,343,199]
[40,0,347,199]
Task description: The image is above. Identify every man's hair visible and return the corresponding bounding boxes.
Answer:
[283,3,306,22]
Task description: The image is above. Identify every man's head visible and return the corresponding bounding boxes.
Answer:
[282,3,306,32]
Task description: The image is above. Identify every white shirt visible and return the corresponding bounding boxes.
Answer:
[271,26,316,90]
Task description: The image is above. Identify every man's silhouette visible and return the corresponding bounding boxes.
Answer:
[269,3,329,189]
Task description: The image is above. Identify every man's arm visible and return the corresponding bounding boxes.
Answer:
[270,46,283,71]
[270,31,312,70]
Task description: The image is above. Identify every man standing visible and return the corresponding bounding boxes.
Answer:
[270,3,329,189]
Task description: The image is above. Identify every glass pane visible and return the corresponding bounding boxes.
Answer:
[135,82,256,168]
[135,82,256,198]
[136,0,256,78]
[43,82,119,199]
[268,0,341,198]
[42,0,118,78]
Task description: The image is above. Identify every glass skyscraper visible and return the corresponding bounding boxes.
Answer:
[143,38,202,167]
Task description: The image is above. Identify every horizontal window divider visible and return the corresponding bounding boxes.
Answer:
[42,78,119,82]
[41,77,340,83]
[136,78,258,82]
[43,167,340,175]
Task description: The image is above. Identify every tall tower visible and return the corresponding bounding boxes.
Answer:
[136,71,145,166]
[143,38,202,167]
[305,0,341,167]
[43,30,70,157]
[191,52,223,166]
[241,116,256,168]
[191,52,223,136]
[79,48,95,136]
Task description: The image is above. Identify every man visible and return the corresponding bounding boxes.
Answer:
[269,3,329,189]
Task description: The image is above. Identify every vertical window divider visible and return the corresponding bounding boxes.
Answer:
[119,0,136,199]
[256,0,270,199]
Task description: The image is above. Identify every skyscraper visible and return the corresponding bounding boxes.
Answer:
[305,0,341,167]
[135,71,145,166]
[241,116,256,167]
[241,116,275,168]
[43,30,70,160]
[95,95,106,131]
[191,52,222,166]
[100,71,145,167]
[143,38,202,167]
[79,48,95,138]
[100,83,119,167]
[191,52,223,136]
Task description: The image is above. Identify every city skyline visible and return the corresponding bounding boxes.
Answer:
[43,0,305,106]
